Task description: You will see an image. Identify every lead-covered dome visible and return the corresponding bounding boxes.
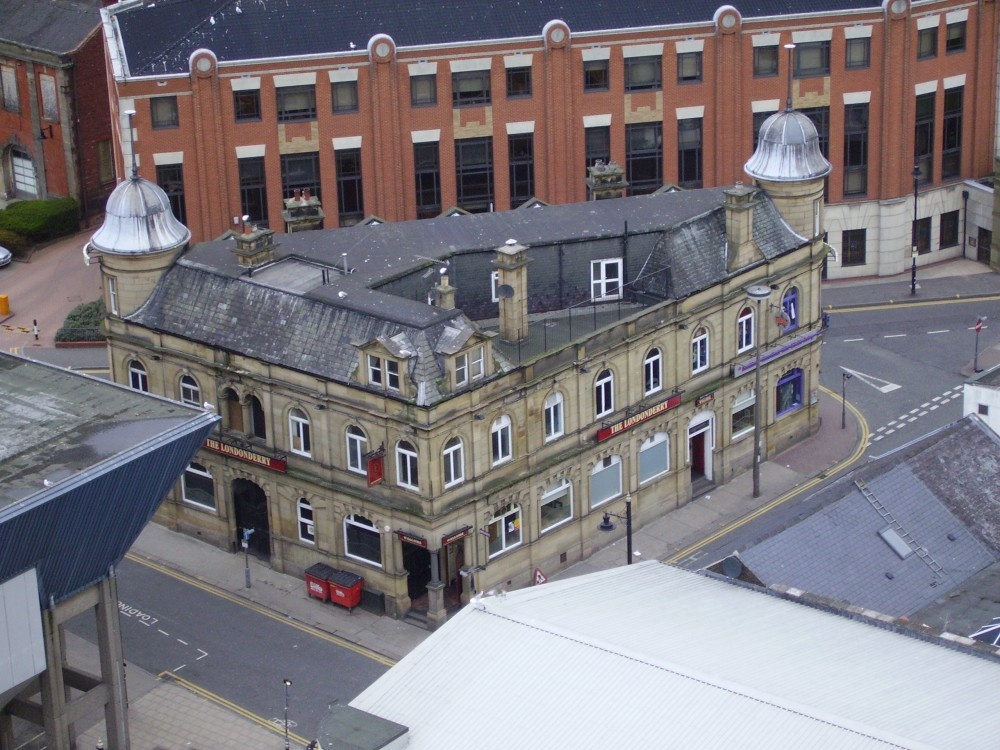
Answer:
[744,109,832,183]
[90,176,191,255]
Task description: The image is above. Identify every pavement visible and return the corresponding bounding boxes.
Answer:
[13,242,1000,748]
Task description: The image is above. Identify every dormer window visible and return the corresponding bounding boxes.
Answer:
[368,354,400,391]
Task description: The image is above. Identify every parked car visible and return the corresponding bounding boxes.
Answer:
[0,245,11,267]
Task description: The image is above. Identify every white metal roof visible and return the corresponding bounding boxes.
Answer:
[351,562,1000,749]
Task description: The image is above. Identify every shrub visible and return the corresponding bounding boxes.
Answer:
[55,298,106,343]
[0,228,29,254]
[0,198,79,241]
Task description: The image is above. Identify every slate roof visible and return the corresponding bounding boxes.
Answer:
[0,0,101,55]
[129,189,804,403]
[738,416,1000,619]
[109,0,885,77]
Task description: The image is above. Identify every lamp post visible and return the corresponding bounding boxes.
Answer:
[841,372,853,429]
[974,317,986,373]
[911,164,921,296]
[282,678,293,750]
[597,493,633,564]
[747,285,772,498]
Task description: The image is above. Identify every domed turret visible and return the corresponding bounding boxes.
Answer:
[91,174,190,317]
[744,110,831,183]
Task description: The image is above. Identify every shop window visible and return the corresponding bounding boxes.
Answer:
[583,59,609,91]
[691,327,709,374]
[737,307,754,353]
[638,432,670,483]
[731,391,756,439]
[150,96,179,128]
[776,369,804,416]
[298,498,315,543]
[490,415,513,466]
[288,407,311,457]
[128,360,148,392]
[591,258,623,301]
[179,374,201,406]
[544,392,564,441]
[590,455,622,508]
[487,503,521,557]
[396,440,419,490]
[644,348,662,395]
[540,480,573,532]
[410,74,437,107]
[182,462,215,509]
[842,229,867,267]
[346,425,367,474]
[753,46,778,77]
[443,437,465,488]
[344,514,382,566]
[594,369,614,418]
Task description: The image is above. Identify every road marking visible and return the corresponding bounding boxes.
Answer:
[118,602,158,627]
[843,337,864,342]
[174,664,186,672]
[157,629,170,637]
[929,404,939,410]
[196,649,208,660]
[841,366,901,393]
[884,334,906,338]
[920,402,931,408]
[928,330,949,334]
[177,638,189,646]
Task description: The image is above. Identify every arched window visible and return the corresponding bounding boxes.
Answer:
[543,392,564,441]
[249,395,266,439]
[490,415,513,466]
[128,360,148,392]
[782,287,799,331]
[540,479,573,532]
[346,425,368,474]
[297,498,315,543]
[179,374,200,406]
[396,440,419,489]
[223,388,244,432]
[639,432,670,483]
[487,503,522,557]
[643,348,662,395]
[594,369,614,418]
[736,307,754,353]
[182,462,215,509]
[590,454,622,508]
[344,514,382,566]
[288,407,311,457]
[691,327,709,373]
[442,436,465,487]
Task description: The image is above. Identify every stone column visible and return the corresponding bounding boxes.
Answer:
[425,549,447,629]
[96,574,130,750]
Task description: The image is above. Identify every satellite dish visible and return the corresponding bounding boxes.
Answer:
[721,555,744,579]
[497,284,515,299]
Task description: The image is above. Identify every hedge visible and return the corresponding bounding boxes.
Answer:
[0,198,79,241]
[55,298,105,343]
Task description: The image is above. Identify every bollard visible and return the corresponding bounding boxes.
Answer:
[0,294,9,316]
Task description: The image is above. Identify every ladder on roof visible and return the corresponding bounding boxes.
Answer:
[854,478,943,575]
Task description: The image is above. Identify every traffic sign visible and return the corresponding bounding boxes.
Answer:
[533,568,547,585]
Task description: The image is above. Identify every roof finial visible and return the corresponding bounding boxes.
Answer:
[124,109,138,179]
[783,44,796,111]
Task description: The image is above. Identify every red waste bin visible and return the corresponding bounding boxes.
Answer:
[304,563,336,602]
[326,569,364,611]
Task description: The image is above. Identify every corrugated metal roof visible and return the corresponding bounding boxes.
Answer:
[109,0,884,77]
[0,353,218,606]
[351,563,1000,749]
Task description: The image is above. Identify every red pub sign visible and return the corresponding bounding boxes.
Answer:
[595,394,682,442]
[203,437,287,472]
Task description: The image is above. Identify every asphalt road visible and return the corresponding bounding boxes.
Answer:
[66,557,389,740]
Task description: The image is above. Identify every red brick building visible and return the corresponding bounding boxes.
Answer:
[101,0,997,277]
[0,0,116,224]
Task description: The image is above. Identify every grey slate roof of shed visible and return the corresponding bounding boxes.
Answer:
[130,189,803,399]
[739,416,1000,618]
[0,353,218,607]
[109,0,885,77]
[0,0,101,55]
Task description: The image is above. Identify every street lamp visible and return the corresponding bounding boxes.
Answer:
[282,678,293,750]
[974,316,986,373]
[597,493,633,564]
[746,285,772,498]
[841,372,853,429]
[911,164,921,296]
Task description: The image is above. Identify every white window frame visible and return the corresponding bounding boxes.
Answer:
[590,454,622,508]
[591,258,623,301]
[297,498,315,543]
[544,391,565,441]
[344,513,382,567]
[470,345,485,380]
[289,407,312,457]
[386,359,400,391]
[346,425,367,474]
[181,462,215,510]
[442,436,465,488]
[455,352,469,387]
[731,390,756,440]
[128,360,148,392]
[595,369,614,418]
[179,374,200,406]
[490,270,500,302]
[107,276,119,315]
[487,503,522,558]
[396,440,419,490]
[368,354,383,386]
[643,348,663,396]
[638,432,670,484]
[491,414,513,466]
[692,327,709,373]
[540,479,573,532]
[737,307,754,353]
